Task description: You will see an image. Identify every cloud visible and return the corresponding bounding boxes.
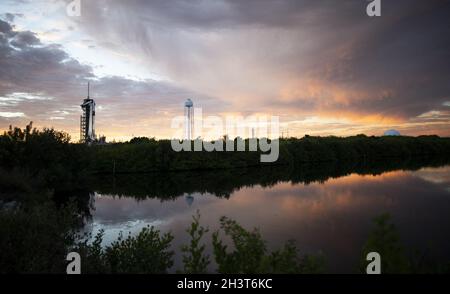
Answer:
[0,18,209,140]
[1,0,449,137]
[0,111,25,118]
[3,12,20,22]
[0,17,12,34]
[10,30,40,47]
[71,0,450,122]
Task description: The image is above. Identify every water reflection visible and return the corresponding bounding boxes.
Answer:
[86,160,450,273]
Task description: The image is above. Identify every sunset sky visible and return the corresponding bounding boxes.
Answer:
[0,0,449,141]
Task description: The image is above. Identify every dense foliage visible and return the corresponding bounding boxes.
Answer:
[360,214,450,274]
[76,227,174,274]
[91,134,450,173]
[0,123,92,196]
[2,123,449,176]
[0,202,79,273]
[212,216,325,274]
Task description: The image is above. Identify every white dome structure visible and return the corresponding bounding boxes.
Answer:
[384,129,401,136]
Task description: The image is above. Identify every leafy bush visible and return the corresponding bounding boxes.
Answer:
[0,202,79,273]
[77,227,174,274]
[181,211,210,274]
[212,216,325,274]
[360,213,410,274]
[360,213,450,274]
[74,214,325,274]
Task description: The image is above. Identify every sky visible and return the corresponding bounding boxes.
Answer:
[0,0,449,141]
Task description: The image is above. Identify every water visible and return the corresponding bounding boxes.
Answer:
[84,163,450,273]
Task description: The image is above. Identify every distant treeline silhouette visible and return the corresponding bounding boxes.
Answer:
[90,135,450,174]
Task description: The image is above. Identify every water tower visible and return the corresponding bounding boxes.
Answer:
[80,82,96,143]
[184,98,194,140]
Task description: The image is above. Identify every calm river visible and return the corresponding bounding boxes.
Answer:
[84,163,450,273]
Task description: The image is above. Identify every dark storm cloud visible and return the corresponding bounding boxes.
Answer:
[0,18,94,97]
[80,0,365,30]
[73,0,450,121]
[315,0,450,118]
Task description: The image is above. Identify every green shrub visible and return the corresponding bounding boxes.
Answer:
[181,211,210,274]
[77,226,174,274]
[212,216,325,274]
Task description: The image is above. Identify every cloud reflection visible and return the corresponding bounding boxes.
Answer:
[89,166,450,272]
